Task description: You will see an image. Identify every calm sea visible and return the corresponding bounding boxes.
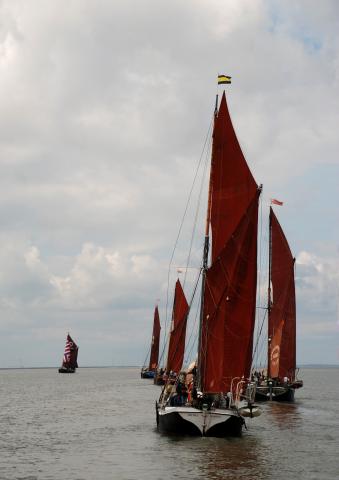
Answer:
[0,367,337,479]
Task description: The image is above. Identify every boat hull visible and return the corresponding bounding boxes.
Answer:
[140,370,155,379]
[255,385,295,402]
[156,405,244,437]
[58,367,76,374]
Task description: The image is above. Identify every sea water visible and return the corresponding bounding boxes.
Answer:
[0,367,338,479]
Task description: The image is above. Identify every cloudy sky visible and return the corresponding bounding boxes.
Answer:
[0,0,338,367]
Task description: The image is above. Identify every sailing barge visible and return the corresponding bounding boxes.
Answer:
[254,207,303,401]
[58,334,79,373]
[141,306,161,379]
[154,279,188,386]
[156,88,262,437]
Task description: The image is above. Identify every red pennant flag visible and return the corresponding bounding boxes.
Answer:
[271,198,283,206]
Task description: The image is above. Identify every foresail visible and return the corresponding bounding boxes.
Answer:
[166,279,189,374]
[210,91,257,262]
[201,193,260,393]
[149,306,161,370]
[268,208,296,380]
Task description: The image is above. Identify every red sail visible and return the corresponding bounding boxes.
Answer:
[166,279,189,374]
[268,208,296,381]
[199,92,259,393]
[210,92,257,262]
[201,193,260,393]
[62,334,79,369]
[269,319,284,378]
[148,306,161,370]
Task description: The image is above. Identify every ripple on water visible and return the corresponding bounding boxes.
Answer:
[0,367,338,479]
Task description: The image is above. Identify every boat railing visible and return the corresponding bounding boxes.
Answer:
[231,377,256,406]
[244,382,256,403]
[159,373,183,407]
[230,377,243,406]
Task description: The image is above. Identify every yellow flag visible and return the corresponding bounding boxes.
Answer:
[218,74,231,85]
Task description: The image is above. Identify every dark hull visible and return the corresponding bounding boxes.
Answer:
[156,406,243,437]
[255,385,295,402]
[140,370,155,379]
[58,367,76,374]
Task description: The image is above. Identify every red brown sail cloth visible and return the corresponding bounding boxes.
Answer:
[210,91,257,262]
[62,334,79,369]
[199,92,259,393]
[268,207,296,380]
[201,193,260,393]
[269,319,284,378]
[166,279,189,374]
[148,306,161,370]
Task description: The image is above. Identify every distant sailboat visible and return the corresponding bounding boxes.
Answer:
[254,207,303,401]
[165,279,189,375]
[58,334,79,374]
[141,306,161,379]
[154,279,189,385]
[156,88,262,437]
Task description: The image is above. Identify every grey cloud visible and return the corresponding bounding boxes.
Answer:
[0,0,338,366]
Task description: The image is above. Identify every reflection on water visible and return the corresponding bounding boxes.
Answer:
[163,426,268,479]
[266,401,303,430]
[200,436,267,480]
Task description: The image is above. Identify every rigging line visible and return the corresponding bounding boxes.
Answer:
[185,308,200,362]
[185,334,198,367]
[184,273,203,364]
[142,343,152,369]
[253,317,265,364]
[254,333,267,370]
[253,198,270,368]
[258,190,264,330]
[254,313,267,366]
[162,115,214,361]
[251,307,268,367]
[254,192,264,353]
[183,134,212,290]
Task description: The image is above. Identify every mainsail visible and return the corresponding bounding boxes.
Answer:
[268,207,296,380]
[61,334,79,370]
[210,92,258,262]
[148,306,161,370]
[200,92,260,393]
[166,279,189,374]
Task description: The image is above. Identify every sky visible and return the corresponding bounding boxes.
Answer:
[0,0,338,367]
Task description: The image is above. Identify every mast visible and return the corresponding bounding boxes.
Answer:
[268,208,296,381]
[196,94,218,391]
[267,208,273,378]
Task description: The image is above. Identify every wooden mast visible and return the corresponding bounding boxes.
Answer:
[196,94,218,391]
[267,207,273,378]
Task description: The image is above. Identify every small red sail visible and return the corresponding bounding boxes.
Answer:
[210,91,257,262]
[166,279,189,374]
[268,208,296,380]
[148,306,161,370]
[201,193,260,393]
[62,334,79,370]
